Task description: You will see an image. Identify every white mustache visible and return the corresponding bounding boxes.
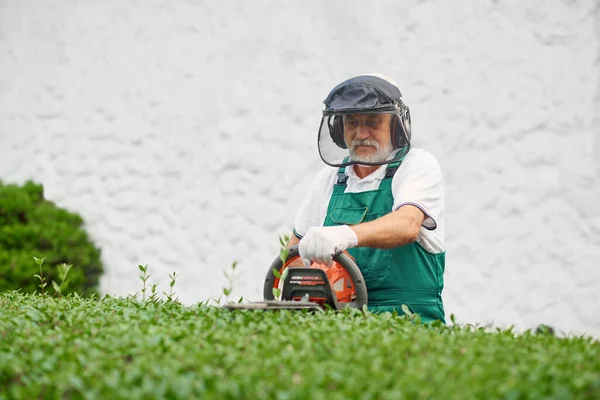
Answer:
[351,139,379,150]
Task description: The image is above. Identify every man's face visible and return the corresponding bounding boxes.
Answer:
[343,113,393,163]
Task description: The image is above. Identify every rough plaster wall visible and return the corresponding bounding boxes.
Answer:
[0,0,599,337]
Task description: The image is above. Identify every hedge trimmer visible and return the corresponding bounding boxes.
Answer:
[224,245,367,311]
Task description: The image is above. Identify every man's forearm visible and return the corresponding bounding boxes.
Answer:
[287,234,301,249]
[349,208,422,249]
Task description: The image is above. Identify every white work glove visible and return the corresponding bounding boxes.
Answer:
[299,225,358,267]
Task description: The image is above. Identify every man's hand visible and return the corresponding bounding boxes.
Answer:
[299,225,358,267]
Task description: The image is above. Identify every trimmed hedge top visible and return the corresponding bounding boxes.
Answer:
[1,292,599,399]
[0,180,103,296]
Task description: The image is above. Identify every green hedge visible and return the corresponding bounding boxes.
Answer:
[1,292,598,399]
[0,180,103,296]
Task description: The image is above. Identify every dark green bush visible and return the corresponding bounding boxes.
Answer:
[0,180,103,296]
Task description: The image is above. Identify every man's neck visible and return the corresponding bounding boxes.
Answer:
[353,164,380,179]
[351,148,401,179]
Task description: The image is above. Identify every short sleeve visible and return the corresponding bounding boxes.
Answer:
[391,150,444,231]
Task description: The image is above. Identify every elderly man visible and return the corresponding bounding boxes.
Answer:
[287,74,446,323]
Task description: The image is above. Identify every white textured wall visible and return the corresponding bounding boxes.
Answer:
[1,0,599,337]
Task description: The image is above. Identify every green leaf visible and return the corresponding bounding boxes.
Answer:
[279,248,289,264]
[138,264,147,273]
[223,288,231,296]
[58,263,73,281]
[280,267,289,282]
[272,287,281,299]
[401,304,413,317]
[52,281,61,294]
[272,268,281,279]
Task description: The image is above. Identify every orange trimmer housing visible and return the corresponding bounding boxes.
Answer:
[270,252,359,307]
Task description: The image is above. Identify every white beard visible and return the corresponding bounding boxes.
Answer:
[349,138,393,163]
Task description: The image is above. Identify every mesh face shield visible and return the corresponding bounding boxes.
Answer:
[317,110,410,168]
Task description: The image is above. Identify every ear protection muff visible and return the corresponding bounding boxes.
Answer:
[328,115,347,149]
[328,107,411,150]
[393,104,411,148]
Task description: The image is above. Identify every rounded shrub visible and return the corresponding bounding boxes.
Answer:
[0,180,103,296]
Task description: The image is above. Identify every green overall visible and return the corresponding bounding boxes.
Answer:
[323,162,446,323]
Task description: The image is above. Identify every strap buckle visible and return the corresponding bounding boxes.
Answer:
[385,165,399,179]
[336,172,348,185]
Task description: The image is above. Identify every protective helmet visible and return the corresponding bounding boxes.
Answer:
[318,74,411,167]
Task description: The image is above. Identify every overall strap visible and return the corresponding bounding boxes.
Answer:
[384,161,401,180]
[383,148,408,180]
[379,161,400,190]
[377,160,402,191]
[333,165,348,194]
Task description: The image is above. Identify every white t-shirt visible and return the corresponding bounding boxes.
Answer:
[293,148,445,254]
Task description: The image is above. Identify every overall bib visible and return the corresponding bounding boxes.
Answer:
[323,162,446,323]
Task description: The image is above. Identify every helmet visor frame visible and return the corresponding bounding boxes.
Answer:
[317,109,410,168]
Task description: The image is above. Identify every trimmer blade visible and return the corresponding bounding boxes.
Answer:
[223,300,322,311]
